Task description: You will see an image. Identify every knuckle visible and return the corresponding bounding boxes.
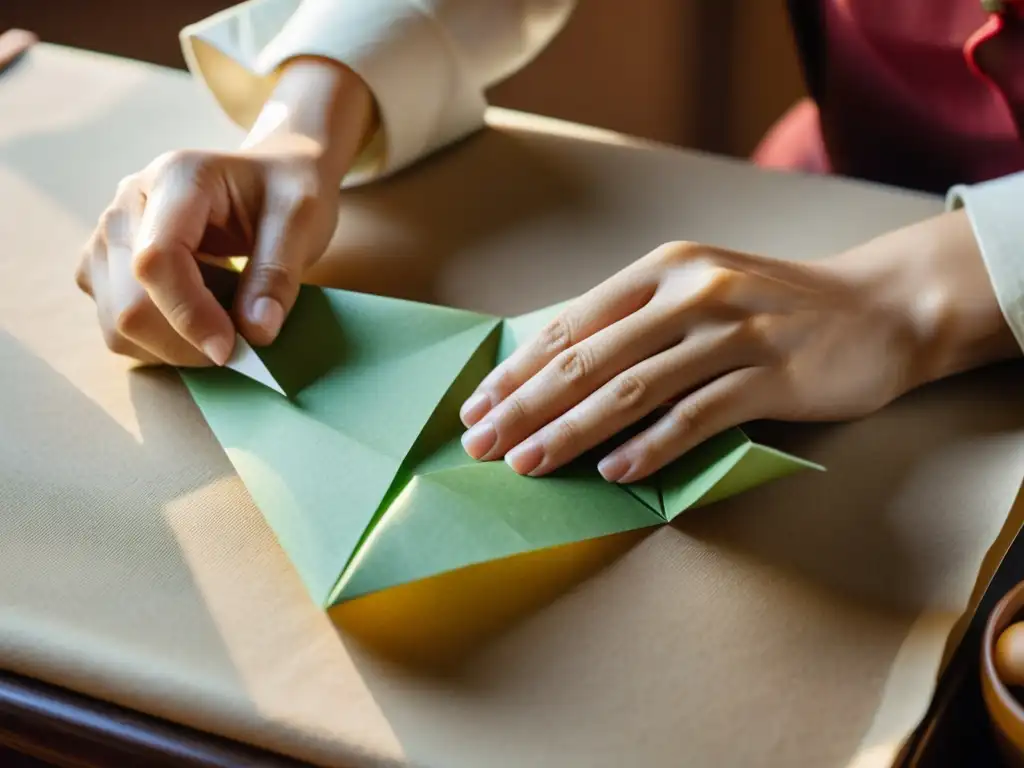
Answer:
[610,374,649,411]
[554,347,591,387]
[99,206,130,242]
[149,149,210,186]
[703,265,735,296]
[163,297,200,336]
[738,315,773,348]
[550,416,582,450]
[113,300,148,340]
[152,148,197,173]
[500,394,528,427]
[668,263,735,308]
[148,150,181,178]
[246,260,297,297]
[652,240,700,265]
[132,243,166,282]
[270,168,322,216]
[286,191,319,225]
[101,324,131,356]
[667,404,698,435]
[539,316,574,356]
[489,368,520,399]
[114,173,139,197]
[74,260,92,295]
[486,367,518,400]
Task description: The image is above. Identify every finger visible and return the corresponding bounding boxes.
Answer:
[104,190,210,367]
[468,303,682,463]
[132,163,235,365]
[112,292,212,366]
[504,325,755,476]
[87,248,160,365]
[460,266,658,428]
[233,177,316,346]
[0,29,36,74]
[595,367,772,483]
[75,242,94,296]
[78,175,140,298]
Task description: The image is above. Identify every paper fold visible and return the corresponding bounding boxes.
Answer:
[183,286,821,606]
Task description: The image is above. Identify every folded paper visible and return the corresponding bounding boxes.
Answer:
[182,287,822,606]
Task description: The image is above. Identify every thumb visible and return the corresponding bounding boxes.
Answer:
[235,190,316,346]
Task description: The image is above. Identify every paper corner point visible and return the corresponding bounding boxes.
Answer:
[225,334,288,396]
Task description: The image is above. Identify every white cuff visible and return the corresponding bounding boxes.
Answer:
[948,171,1024,353]
[181,0,487,185]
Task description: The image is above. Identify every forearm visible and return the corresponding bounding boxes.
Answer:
[830,209,1020,388]
[243,57,377,187]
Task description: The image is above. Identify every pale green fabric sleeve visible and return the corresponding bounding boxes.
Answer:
[179,0,576,185]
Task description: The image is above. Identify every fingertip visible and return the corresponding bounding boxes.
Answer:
[460,391,492,427]
[505,440,544,476]
[253,296,285,339]
[201,334,234,367]
[239,296,284,346]
[461,421,497,460]
[597,453,632,483]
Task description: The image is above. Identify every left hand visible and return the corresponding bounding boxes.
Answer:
[458,211,1019,483]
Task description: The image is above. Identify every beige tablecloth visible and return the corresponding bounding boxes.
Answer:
[2,44,1023,768]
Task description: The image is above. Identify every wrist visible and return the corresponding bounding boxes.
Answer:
[243,56,377,187]
[831,209,1020,388]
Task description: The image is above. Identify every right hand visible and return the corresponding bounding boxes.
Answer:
[75,57,373,366]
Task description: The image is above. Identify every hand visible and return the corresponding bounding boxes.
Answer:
[75,57,374,366]
[459,211,1019,483]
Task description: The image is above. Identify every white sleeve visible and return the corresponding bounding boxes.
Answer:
[947,171,1024,353]
[180,0,576,185]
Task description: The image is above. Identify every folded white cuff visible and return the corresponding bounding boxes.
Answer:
[180,0,487,185]
[947,171,1024,354]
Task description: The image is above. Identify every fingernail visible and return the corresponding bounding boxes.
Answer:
[506,440,544,476]
[460,392,492,426]
[461,421,497,459]
[251,297,284,339]
[202,336,232,367]
[598,453,631,483]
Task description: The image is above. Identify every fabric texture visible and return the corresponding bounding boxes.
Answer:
[3,44,1024,768]
[180,0,575,183]
[784,0,1024,193]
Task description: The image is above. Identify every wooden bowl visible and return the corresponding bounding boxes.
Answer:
[983,581,1024,766]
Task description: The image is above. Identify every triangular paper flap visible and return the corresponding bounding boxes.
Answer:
[330,326,503,597]
[255,286,500,461]
[183,368,400,605]
[225,335,286,395]
[331,459,663,603]
[658,428,822,521]
[244,285,498,397]
[690,443,824,511]
[657,429,751,520]
[623,482,663,516]
[183,287,501,604]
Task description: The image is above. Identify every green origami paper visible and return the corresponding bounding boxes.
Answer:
[182,286,822,606]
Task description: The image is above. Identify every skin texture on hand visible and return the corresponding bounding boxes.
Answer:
[75,57,374,366]
[459,210,1020,483]
[0,29,36,74]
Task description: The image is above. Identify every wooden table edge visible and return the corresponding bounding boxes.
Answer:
[0,669,314,768]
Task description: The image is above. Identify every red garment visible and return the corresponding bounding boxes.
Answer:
[754,0,1024,193]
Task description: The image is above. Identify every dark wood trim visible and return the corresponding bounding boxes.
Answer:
[0,671,313,768]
